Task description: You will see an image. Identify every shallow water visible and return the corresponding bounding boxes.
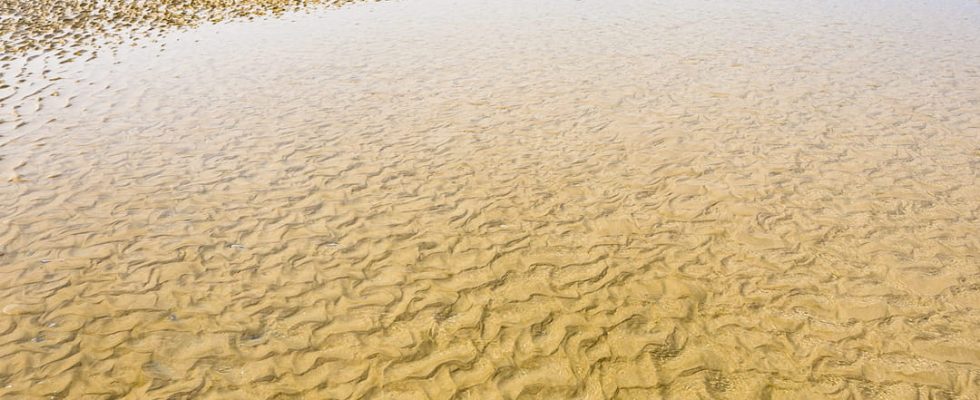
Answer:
[2,0,980,398]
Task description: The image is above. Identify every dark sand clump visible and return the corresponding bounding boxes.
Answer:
[0,0,362,58]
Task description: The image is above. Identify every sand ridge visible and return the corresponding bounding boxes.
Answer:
[0,0,979,398]
[0,0,367,57]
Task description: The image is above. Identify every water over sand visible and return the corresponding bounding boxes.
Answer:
[1,0,980,398]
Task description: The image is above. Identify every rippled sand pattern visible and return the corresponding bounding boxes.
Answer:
[2,0,980,398]
[0,0,366,56]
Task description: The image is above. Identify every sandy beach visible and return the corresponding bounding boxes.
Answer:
[1,0,979,398]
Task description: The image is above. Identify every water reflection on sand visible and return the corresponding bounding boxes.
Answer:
[1,0,979,398]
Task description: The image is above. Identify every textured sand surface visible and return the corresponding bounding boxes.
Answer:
[0,0,363,56]
[1,0,980,398]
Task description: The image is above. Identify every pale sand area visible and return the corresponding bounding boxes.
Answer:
[1,0,980,398]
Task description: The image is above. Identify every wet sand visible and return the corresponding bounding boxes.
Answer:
[0,0,363,56]
[1,0,980,398]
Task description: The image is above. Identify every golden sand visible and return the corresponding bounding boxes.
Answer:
[1,0,979,398]
[0,0,364,57]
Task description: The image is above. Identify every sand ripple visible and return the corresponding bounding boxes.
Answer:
[1,0,979,398]
[0,0,364,57]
